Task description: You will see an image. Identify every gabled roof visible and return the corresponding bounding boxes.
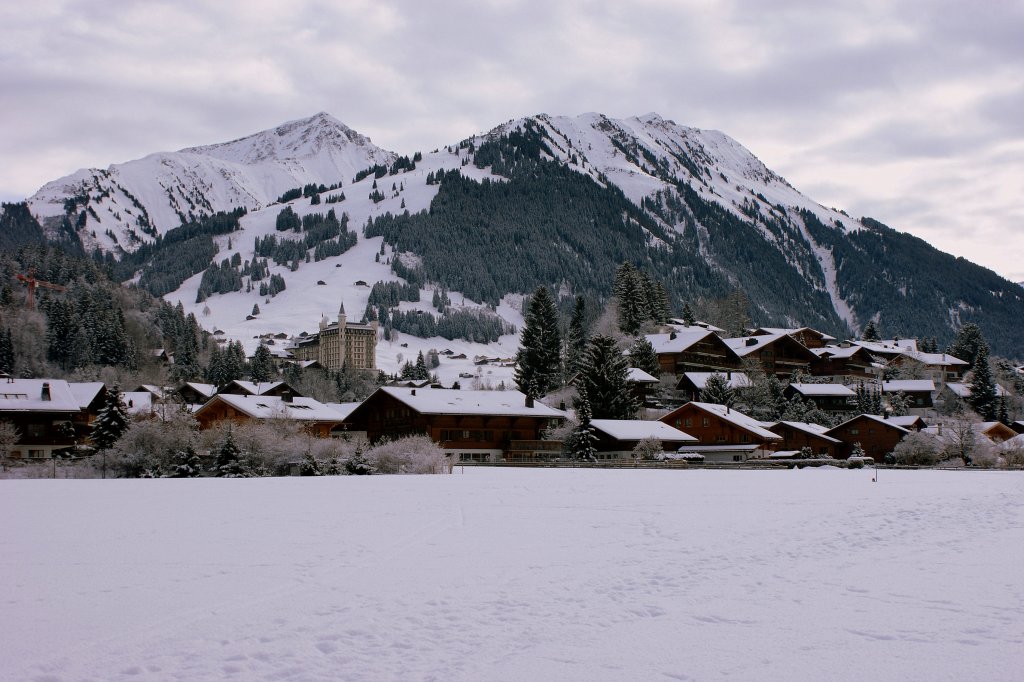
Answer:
[667,402,781,441]
[0,379,81,413]
[667,319,725,333]
[645,328,717,354]
[223,380,287,396]
[887,415,928,430]
[753,327,836,342]
[827,413,911,436]
[788,383,856,397]
[323,402,362,422]
[181,382,217,399]
[853,339,919,354]
[625,368,660,384]
[590,419,697,443]
[897,350,969,367]
[372,387,567,419]
[68,382,105,409]
[944,382,1009,398]
[135,384,168,399]
[723,333,817,361]
[812,345,873,360]
[881,380,935,393]
[197,394,347,423]
[768,421,841,444]
[678,372,751,390]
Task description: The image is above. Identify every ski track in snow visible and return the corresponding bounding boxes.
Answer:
[3,468,1023,681]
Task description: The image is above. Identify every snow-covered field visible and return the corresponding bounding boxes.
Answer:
[3,468,1022,681]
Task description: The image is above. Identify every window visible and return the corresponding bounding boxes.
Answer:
[684,418,693,428]
[849,428,859,435]
[732,455,743,462]
[740,434,749,443]
[702,417,709,427]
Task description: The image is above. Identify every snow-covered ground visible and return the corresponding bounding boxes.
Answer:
[3,468,1022,681]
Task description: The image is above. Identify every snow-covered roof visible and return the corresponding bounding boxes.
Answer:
[788,383,855,397]
[881,380,935,393]
[755,327,836,341]
[853,339,919,354]
[626,368,660,384]
[680,372,751,390]
[378,387,567,419]
[136,384,168,399]
[68,382,105,409]
[645,328,716,354]
[676,444,761,453]
[683,402,782,441]
[667,319,725,333]
[944,382,1009,398]
[887,415,927,429]
[590,419,697,443]
[829,414,910,435]
[770,421,841,443]
[812,345,868,359]
[898,350,968,367]
[122,392,154,416]
[202,394,347,422]
[323,402,362,422]
[723,333,788,357]
[182,382,217,398]
[225,380,287,396]
[1000,433,1024,450]
[0,379,81,413]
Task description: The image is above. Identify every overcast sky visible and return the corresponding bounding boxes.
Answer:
[3,0,1022,281]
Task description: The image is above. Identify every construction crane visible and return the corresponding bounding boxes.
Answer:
[15,270,67,310]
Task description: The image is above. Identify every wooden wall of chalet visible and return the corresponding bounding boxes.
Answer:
[657,336,740,375]
[348,392,556,449]
[660,405,775,448]
[195,401,334,437]
[766,424,836,458]
[828,416,907,460]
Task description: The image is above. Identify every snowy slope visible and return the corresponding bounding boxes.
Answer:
[26,113,395,253]
[3,468,1022,681]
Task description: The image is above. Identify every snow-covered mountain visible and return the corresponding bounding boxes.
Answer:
[26,113,394,253]
[15,112,1024,361]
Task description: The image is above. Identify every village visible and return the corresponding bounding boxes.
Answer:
[3,304,1023,476]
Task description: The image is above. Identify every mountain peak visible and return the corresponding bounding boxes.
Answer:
[182,112,385,165]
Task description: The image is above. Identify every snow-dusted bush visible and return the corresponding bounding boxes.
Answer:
[200,421,360,476]
[107,411,199,477]
[364,435,448,474]
[632,436,665,461]
[892,431,942,466]
[1001,444,1024,468]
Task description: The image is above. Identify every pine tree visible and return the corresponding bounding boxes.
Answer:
[414,351,429,380]
[215,430,246,477]
[91,385,130,451]
[565,295,588,379]
[681,302,696,327]
[700,372,735,407]
[967,344,999,420]
[862,319,880,342]
[0,327,13,374]
[888,390,910,417]
[576,335,638,419]
[250,344,275,383]
[628,337,660,377]
[345,443,375,475]
[252,303,260,316]
[566,385,598,462]
[948,323,987,369]
[169,444,202,478]
[514,286,561,397]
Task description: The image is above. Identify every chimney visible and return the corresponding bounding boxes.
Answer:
[525,395,535,408]
[937,423,943,436]
[41,382,51,401]
[559,401,566,411]
[411,389,416,396]
[281,390,293,403]
[745,338,758,347]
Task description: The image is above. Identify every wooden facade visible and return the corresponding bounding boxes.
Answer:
[766,422,839,458]
[809,346,875,380]
[193,395,341,437]
[826,414,909,460]
[648,331,742,375]
[659,402,780,450]
[727,334,818,378]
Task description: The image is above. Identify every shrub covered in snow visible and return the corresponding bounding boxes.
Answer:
[364,435,448,474]
[892,431,942,466]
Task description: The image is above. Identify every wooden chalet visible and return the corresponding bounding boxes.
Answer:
[659,401,781,461]
[784,383,857,413]
[724,333,818,378]
[881,380,936,411]
[626,367,661,406]
[68,382,107,441]
[809,345,875,380]
[751,327,836,349]
[193,393,346,437]
[888,350,968,386]
[825,414,912,460]
[343,386,567,463]
[588,419,697,460]
[675,372,750,402]
[852,338,919,361]
[766,421,841,458]
[177,382,217,406]
[0,379,83,459]
[973,421,1018,444]
[645,328,741,375]
[219,380,301,399]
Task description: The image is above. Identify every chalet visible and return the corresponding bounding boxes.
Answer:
[219,380,301,398]
[784,383,857,413]
[68,382,106,440]
[675,371,750,402]
[0,379,82,459]
[889,350,968,386]
[887,415,928,431]
[645,328,741,375]
[193,393,347,437]
[826,414,911,460]
[751,327,836,349]
[881,379,935,412]
[766,421,841,458]
[588,419,697,460]
[939,382,1010,409]
[809,345,875,381]
[343,387,567,463]
[626,367,661,406]
[660,401,781,461]
[724,333,818,378]
[852,338,919,361]
[972,421,1018,444]
[177,382,217,407]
